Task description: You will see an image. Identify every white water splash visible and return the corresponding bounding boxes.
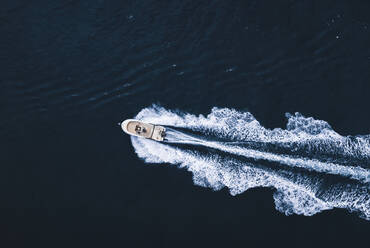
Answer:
[165,129,369,183]
[127,105,370,220]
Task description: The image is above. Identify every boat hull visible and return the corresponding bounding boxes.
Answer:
[121,119,166,141]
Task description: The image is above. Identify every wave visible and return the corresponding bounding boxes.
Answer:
[128,105,370,220]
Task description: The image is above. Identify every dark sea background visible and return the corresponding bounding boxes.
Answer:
[1,0,370,247]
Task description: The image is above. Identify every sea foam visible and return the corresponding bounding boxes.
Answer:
[129,105,370,220]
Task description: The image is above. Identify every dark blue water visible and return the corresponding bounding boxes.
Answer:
[1,1,370,247]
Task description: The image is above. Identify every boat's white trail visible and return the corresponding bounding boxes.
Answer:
[165,128,370,183]
[129,105,370,220]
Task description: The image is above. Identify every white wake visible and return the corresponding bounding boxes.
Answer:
[128,105,370,220]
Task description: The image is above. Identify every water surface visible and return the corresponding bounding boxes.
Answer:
[1,0,370,247]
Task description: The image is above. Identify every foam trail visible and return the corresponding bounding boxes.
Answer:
[165,129,369,183]
[128,105,370,220]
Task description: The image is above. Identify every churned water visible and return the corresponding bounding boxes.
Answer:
[131,105,370,219]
